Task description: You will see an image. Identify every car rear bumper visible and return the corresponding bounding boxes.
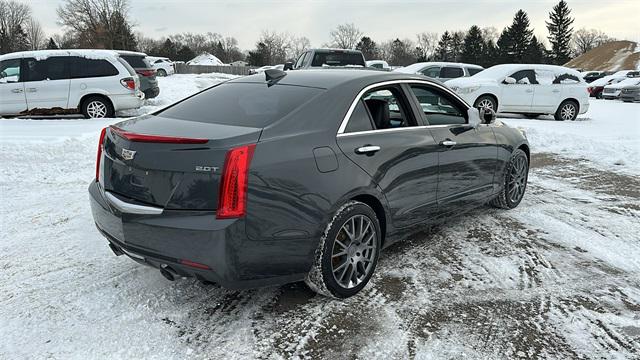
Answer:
[110,92,144,111]
[88,181,308,289]
[143,87,160,99]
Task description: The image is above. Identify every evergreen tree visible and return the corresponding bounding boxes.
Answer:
[525,35,546,63]
[13,25,30,52]
[496,28,513,63]
[497,10,533,63]
[434,31,452,61]
[176,45,195,62]
[481,39,500,67]
[46,37,59,49]
[247,42,269,66]
[389,38,416,66]
[157,38,178,59]
[461,25,484,65]
[546,0,574,64]
[356,36,378,60]
[109,10,137,50]
[450,31,464,62]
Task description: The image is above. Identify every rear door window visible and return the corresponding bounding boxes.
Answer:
[23,57,69,82]
[509,70,538,84]
[70,57,119,78]
[157,82,323,128]
[0,59,22,83]
[420,66,440,78]
[345,100,374,133]
[440,66,464,79]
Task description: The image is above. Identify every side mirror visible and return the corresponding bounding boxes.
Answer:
[283,61,294,71]
[479,107,496,124]
[503,76,516,85]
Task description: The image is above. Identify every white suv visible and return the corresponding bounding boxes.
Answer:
[447,64,589,121]
[0,49,144,118]
[147,56,175,77]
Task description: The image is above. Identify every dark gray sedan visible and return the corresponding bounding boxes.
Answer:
[89,69,529,298]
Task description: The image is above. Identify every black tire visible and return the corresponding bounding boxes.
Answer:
[474,95,497,112]
[595,91,603,99]
[305,201,381,299]
[554,100,578,121]
[81,96,114,119]
[490,149,529,209]
[157,69,167,77]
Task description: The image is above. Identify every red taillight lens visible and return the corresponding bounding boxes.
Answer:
[217,144,256,219]
[179,259,211,270]
[109,126,208,144]
[95,127,107,181]
[137,69,156,77]
[120,77,136,90]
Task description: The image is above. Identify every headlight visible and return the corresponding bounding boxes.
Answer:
[457,86,481,94]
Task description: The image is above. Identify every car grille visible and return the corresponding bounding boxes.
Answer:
[622,89,638,94]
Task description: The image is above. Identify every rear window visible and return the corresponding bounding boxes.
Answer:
[311,52,365,67]
[121,55,148,68]
[157,83,323,128]
[467,67,483,76]
[70,57,118,78]
[440,67,464,78]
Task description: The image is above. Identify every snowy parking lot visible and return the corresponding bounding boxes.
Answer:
[1,74,639,359]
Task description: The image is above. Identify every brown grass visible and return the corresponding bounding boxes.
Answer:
[565,40,639,71]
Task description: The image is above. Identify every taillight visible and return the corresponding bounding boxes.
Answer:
[179,259,211,270]
[217,144,256,219]
[109,126,208,144]
[120,77,136,90]
[137,69,156,77]
[95,127,107,181]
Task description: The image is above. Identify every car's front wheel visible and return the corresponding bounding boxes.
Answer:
[490,149,529,209]
[157,69,167,77]
[474,95,497,112]
[305,201,381,298]
[555,100,578,121]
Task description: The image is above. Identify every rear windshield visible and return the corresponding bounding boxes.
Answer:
[157,82,323,128]
[311,52,365,67]
[121,55,148,68]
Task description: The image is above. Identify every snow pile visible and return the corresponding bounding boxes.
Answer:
[186,52,225,66]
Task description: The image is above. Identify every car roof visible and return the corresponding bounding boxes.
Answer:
[0,49,119,61]
[230,68,437,90]
[114,50,148,57]
[308,48,363,54]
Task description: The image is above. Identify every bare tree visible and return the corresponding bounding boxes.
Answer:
[572,28,614,56]
[328,23,362,49]
[481,26,500,43]
[0,0,32,53]
[288,35,310,59]
[415,32,438,60]
[24,17,45,50]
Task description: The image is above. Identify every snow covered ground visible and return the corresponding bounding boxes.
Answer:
[1,75,639,359]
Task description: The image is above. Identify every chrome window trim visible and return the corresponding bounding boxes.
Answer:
[337,79,470,135]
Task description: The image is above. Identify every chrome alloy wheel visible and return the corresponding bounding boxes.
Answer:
[331,214,378,289]
[508,154,528,203]
[477,98,494,110]
[86,100,108,118]
[560,103,576,120]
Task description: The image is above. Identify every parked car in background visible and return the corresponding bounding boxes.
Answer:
[249,65,273,75]
[289,48,366,69]
[602,77,640,99]
[89,69,529,298]
[366,60,390,70]
[447,64,589,121]
[580,70,611,83]
[394,62,484,82]
[620,84,640,102]
[116,51,160,99]
[147,56,175,77]
[0,49,143,118]
[588,70,640,99]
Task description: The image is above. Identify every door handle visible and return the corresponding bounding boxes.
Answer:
[552,89,561,93]
[11,88,23,93]
[26,88,37,93]
[440,140,456,147]
[525,89,533,93]
[355,145,381,154]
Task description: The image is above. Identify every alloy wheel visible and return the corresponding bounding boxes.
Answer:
[331,214,377,289]
[477,99,494,110]
[560,103,576,120]
[86,101,108,118]
[508,155,528,203]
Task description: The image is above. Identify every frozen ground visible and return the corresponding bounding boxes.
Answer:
[1,75,639,359]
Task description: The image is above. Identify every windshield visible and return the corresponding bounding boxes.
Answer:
[157,82,323,128]
[311,52,365,67]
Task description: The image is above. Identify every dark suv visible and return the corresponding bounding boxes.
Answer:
[289,49,366,70]
[116,51,160,99]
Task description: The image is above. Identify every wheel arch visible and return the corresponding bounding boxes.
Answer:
[474,93,499,110]
[350,193,388,247]
[78,93,114,111]
[517,143,530,164]
[559,97,580,113]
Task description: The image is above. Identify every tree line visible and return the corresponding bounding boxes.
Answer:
[1,0,617,67]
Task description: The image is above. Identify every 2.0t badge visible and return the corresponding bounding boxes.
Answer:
[121,148,136,160]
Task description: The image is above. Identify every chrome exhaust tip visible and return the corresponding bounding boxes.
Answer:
[160,264,177,281]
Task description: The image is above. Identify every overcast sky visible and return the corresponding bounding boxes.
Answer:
[19,0,640,49]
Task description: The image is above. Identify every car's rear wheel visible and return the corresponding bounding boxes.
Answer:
[305,201,381,298]
[81,96,114,119]
[554,100,578,121]
[157,69,167,77]
[490,149,528,209]
[474,95,497,112]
